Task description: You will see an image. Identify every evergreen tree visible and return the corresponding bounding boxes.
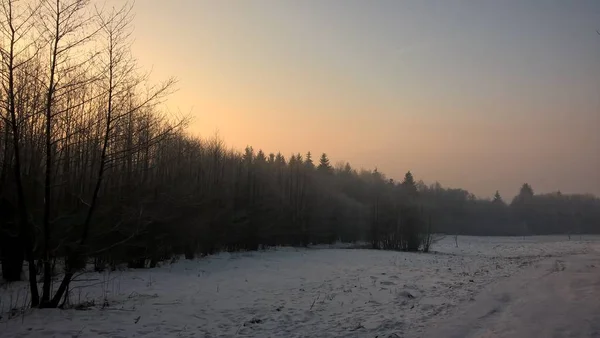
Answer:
[289,154,298,166]
[317,153,332,173]
[305,151,315,170]
[493,190,504,204]
[343,162,352,175]
[275,152,286,166]
[511,183,535,235]
[255,150,267,163]
[520,183,534,199]
[512,183,534,205]
[243,146,254,164]
[402,171,418,197]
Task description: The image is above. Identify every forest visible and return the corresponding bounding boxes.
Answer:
[0,0,599,309]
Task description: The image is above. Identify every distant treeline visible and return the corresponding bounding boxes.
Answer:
[0,0,599,308]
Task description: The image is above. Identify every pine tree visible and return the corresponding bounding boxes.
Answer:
[493,190,504,204]
[512,183,534,205]
[243,146,254,164]
[275,152,286,166]
[520,183,534,198]
[305,151,315,170]
[317,153,332,173]
[255,150,267,163]
[343,162,352,175]
[289,153,297,166]
[511,183,535,235]
[402,171,417,197]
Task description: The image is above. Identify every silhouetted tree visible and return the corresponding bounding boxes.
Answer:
[402,171,418,198]
[305,151,315,170]
[317,153,332,174]
[493,191,504,205]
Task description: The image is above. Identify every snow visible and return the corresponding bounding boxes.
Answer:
[1,236,599,337]
[421,248,600,337]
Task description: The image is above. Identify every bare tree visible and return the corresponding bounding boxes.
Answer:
[0,0,43,305]
[36,0,102,307]
[48,1,176,307]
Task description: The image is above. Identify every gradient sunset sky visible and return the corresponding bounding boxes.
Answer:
[118,0,600,198]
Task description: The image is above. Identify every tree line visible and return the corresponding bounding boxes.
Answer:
[0,0,599,308]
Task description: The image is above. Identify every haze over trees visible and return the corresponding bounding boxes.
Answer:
[0,0,599,310]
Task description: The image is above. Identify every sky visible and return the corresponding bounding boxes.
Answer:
[114,0,600,199]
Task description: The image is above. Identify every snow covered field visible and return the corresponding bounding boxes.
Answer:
[1,236,599,338]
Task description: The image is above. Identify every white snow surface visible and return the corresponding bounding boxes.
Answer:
[1,236,599,338]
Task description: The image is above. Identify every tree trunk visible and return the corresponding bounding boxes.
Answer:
[0,234,23,281]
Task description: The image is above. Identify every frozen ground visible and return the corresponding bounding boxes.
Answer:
[1,235,599,338]
[422,247,600,337]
